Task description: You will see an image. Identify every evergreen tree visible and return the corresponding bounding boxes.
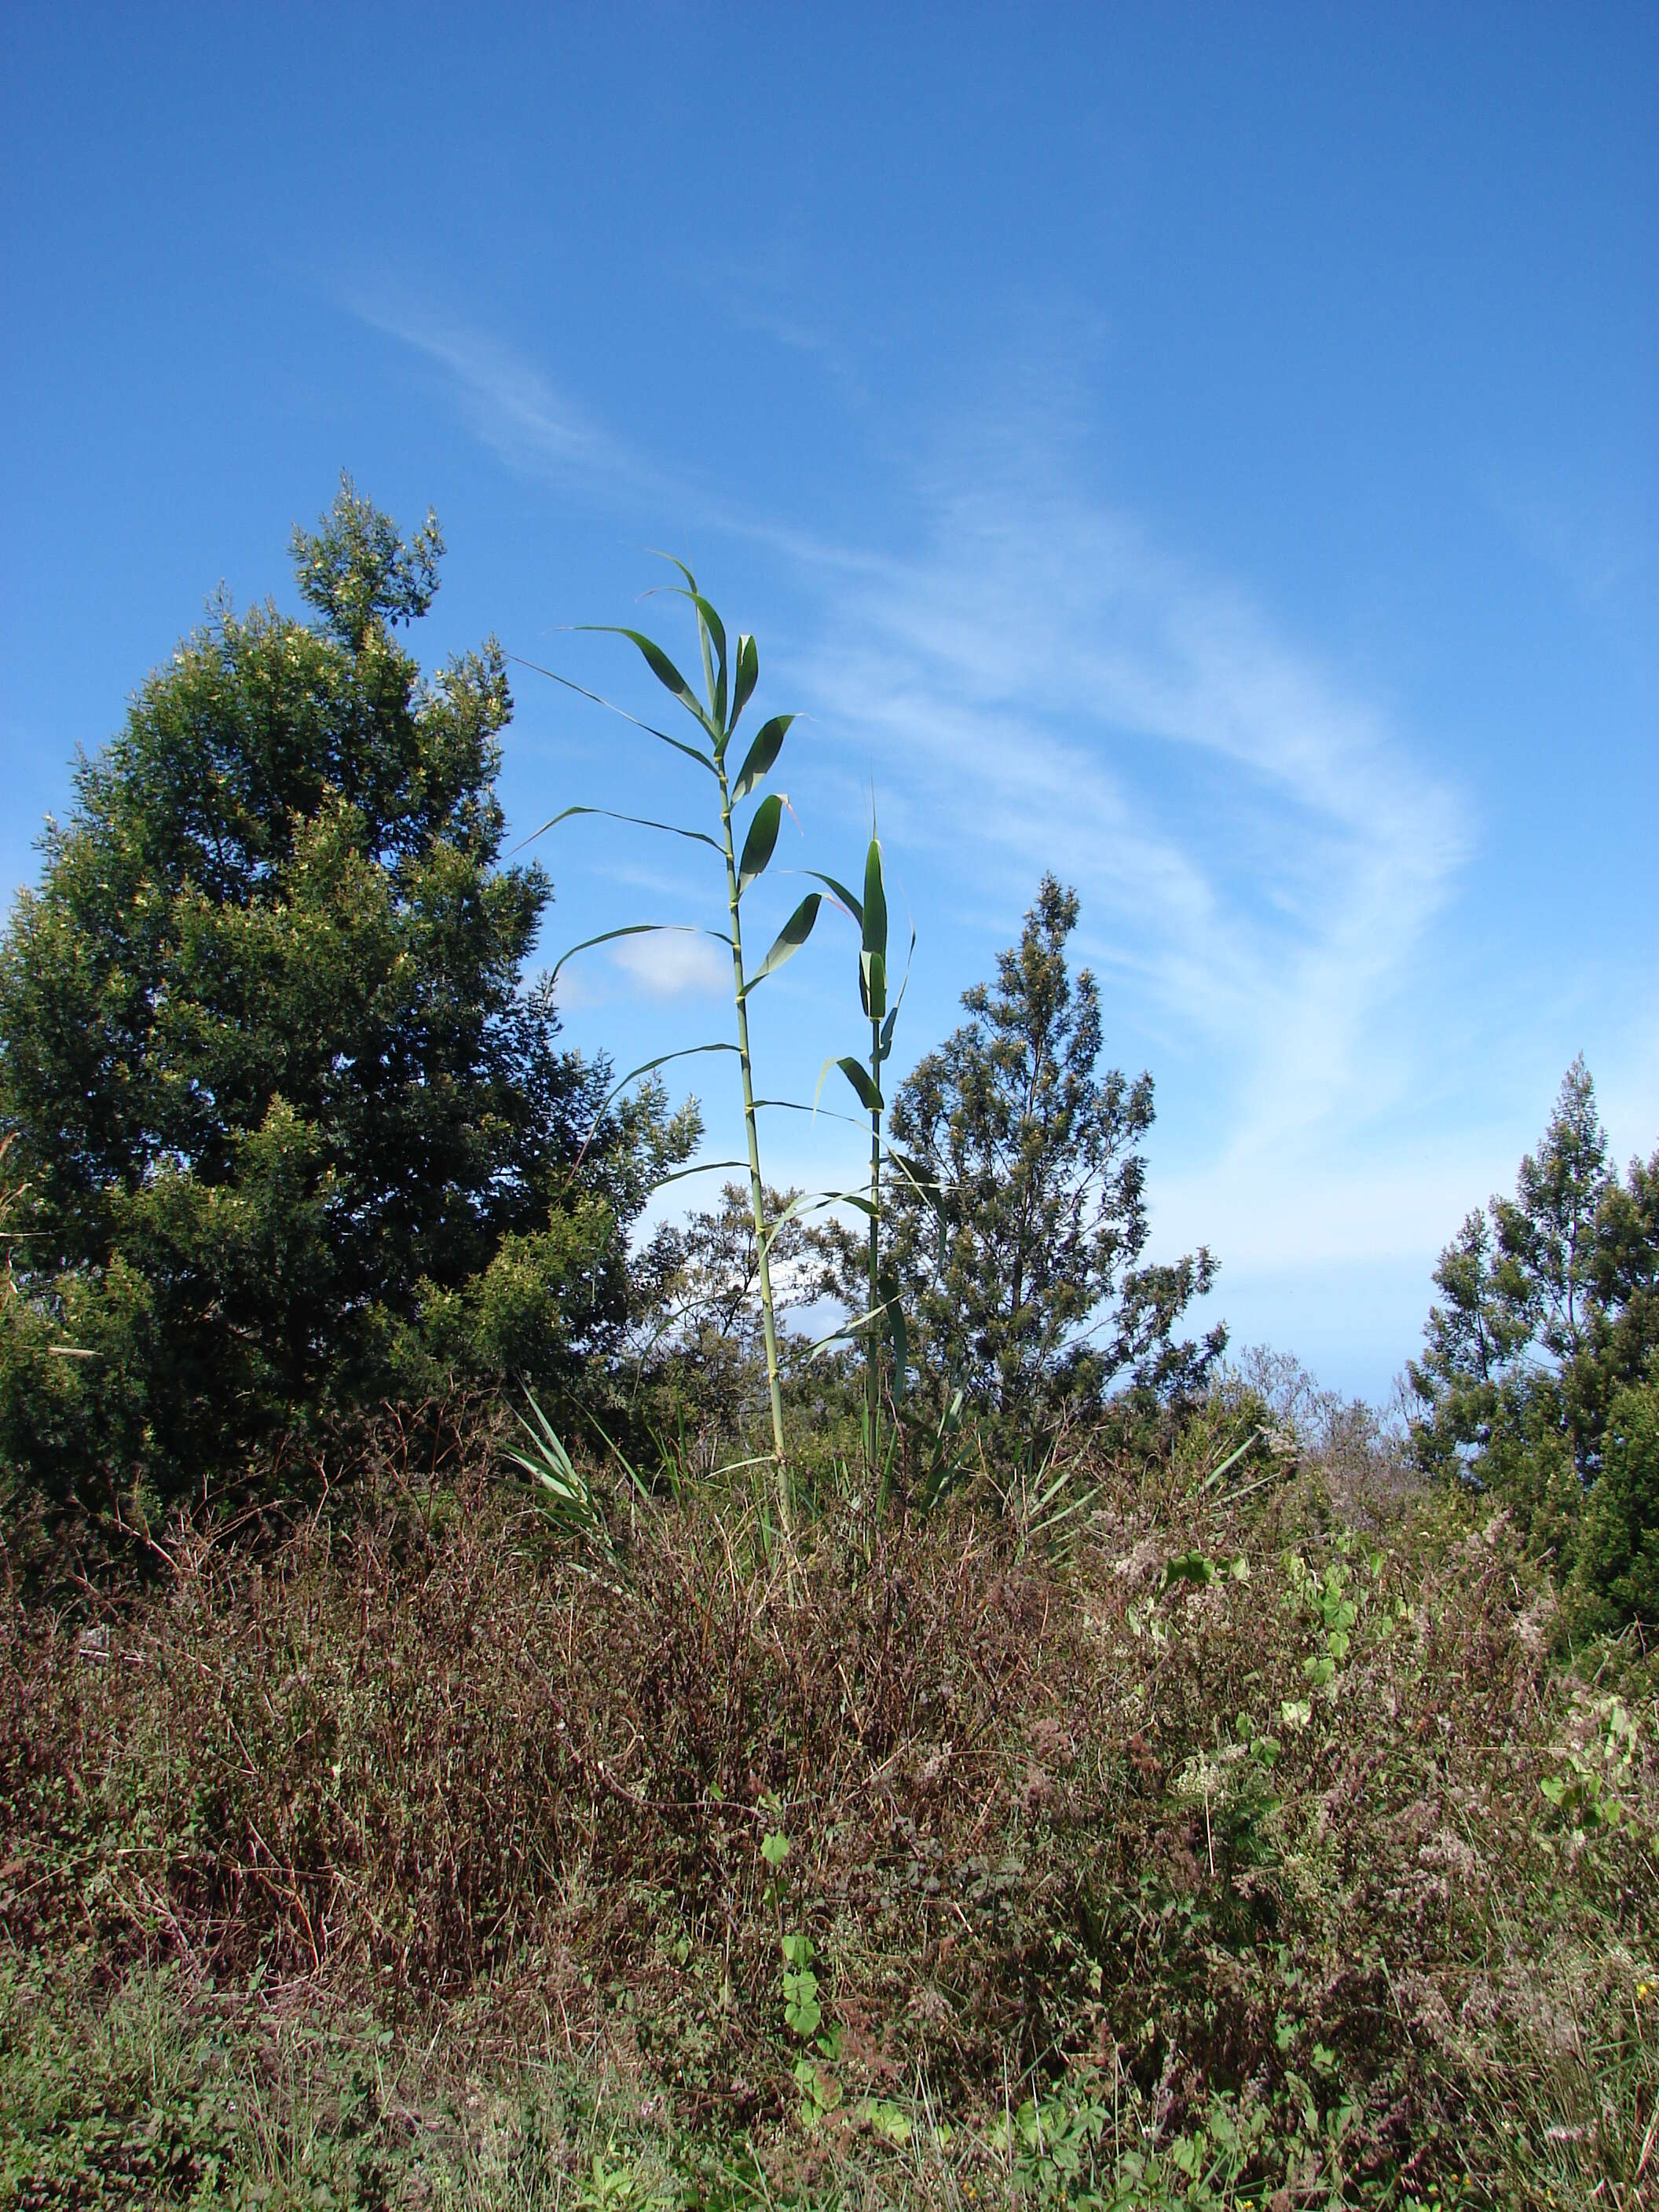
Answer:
[1409,1060,1658,1623]
[826,875,1223,1423]
[1572,1381,1659,1634]
[0,478,694,1512]
[1408,1207,1533,1477]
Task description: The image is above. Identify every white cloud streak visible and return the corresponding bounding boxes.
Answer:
[610,931,729,1000]
[348,293,665,500]
[793,453,1467,1159]
[352,302,1477,1284]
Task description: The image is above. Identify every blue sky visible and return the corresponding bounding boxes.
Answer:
[2,3,1654,1401]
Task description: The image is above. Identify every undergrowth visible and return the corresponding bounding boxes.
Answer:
[2,1419,1654,2207]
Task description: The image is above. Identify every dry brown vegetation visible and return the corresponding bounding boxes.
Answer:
[3,1405,1655,2207]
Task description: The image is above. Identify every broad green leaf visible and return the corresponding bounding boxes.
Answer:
[760,1182,876,1258]
[638,562,729,723]
[862,838,888,964]
[1163,1550,1216,1587]
[549,921,728,989]
[517,804,721,855]
[681,588,726,665]
[834,1056,883,1114]
[885,1149,943,1202]
[744,893,821,993]
[731,633,760,731]
[800,1315,869,1359]
[738,793,784,895]
[508,654,716,777]
[577,625,719,740]
[879,923,917,1053]
[731,713,793,801]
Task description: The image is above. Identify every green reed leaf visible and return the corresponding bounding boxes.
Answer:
[731,633,760,731]
[563,1041,739,1187]
[745,893,822,994]
[880,1269,908,1401]
[508,654,717,778]
[862,837,888,965]
[578,625,718,739]
[861,947,887,1023]
[738,793,784,895]
[732,713,793,801]
[548,922,728,989]
[805,870,863,926]
[518,804,721,855]
[833,1056,883,1114]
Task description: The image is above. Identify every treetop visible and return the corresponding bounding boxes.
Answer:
[293,471,445,646]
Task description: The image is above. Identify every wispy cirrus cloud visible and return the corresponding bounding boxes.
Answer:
[795,445,1467,1153]
[351,300,1474,1265]
[347,292,664,499]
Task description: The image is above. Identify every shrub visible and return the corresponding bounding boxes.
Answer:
[5,1426,1653,2202]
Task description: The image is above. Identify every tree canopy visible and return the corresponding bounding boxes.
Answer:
[1409,1057,1658,1629]
[0,478,694,1513]
[825,874,1225,1425]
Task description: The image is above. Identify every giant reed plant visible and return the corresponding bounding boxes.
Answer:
[812,830,918,1480]
[517,569,825,1521]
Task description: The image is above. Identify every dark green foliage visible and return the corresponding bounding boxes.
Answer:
[843,874,1224,1424]
[1409,1059,1658,1628]
[0,478,695,1515]
[1573,1382,1659,1636]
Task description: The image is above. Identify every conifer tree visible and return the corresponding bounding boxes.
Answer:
[822,875,1223,1423]
[1410,1060,1658,1626]
[0,478,694,1511]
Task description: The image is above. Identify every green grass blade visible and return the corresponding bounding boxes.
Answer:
[656,586,727,727]
[563,1041,739,1185]
[759,1184,877,1259]
[811,1056,885,1119]
[646,1156,749,1191]
[650,551,699,595]
[877,925,917,1059]
[879,1269,908,1401]
[752,1095,872,1130]
[731,713,793,800]
[861,947,887,1022]
[833,1056,882,1114]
